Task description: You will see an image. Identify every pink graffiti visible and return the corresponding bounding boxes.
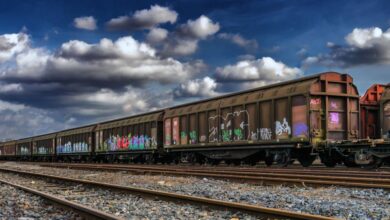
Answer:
[329,112,339,123]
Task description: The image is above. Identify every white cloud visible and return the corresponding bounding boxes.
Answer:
[106,5,177,31]
[0,32,29,63]
[146,28,168,44]
[178,15,220,39]
[4,36,199,86]
[0,100,25,111]
[216,57,302,85]
[74,16,97,30]
[174,76,219,98]
[218,33,258,51]
[304,26,390,67]
[0,83,23,93]
[160,15,220,57]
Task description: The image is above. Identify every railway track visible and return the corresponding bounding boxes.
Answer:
[0,178,122,220]
[22,162,390,189]
[0,167,336,220]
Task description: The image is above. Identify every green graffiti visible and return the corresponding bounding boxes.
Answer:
[234,129,243,140]
[189,131,197,144]
[180,131,187,139]
[128,133,132,149]
[222,130,231,142]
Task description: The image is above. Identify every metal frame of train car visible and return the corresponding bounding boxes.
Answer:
[320,84,390,168]
[163,72,360,167]
[56,125,96,162]
[0,140,16,160]
[16,137,33,160]
[360,84,384,139]
[32,133,56,161]
[94,110,164,163]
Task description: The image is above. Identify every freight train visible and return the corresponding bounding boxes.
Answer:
[0,72,389,168]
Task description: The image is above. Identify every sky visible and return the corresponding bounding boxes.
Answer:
[0,0,390,140]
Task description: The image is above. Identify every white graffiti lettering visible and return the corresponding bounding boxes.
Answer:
[275,118,291,137]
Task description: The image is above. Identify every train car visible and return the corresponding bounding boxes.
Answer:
[32,133,56,161]
[94,110,164,162]
[381,84,390,140]
[0,140,16,160]
[56,125,96,161]
[163,72,360,166]
[16,138,32,160]
[360,84,384,139]
[320,84,390,168]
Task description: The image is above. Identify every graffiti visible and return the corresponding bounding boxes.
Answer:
[180,131,188,144]
[310,98,321,106]
[19,146,30,155]
[275,118,291,138]
[293,123,308,138]
[233,128,243,141]
[200,135,207,142]
[189,130,197,144]
[329,112,339,124]
[57,141,89,153]
[37,146,51,155]
[259,128,272,140]
[100,133,156,152]
[209,110,250,142]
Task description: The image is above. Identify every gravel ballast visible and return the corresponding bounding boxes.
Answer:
[1,162,390,220]
[0,182,81,220]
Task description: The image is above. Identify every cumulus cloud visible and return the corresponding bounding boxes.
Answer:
[218,33,258,51]
[0,32,29,63]
[216,57,302,83]
[106,5,177,31]
[73,16,97,30]
[177,15,220,39]
[146,27,168,44]
[173,76,219,98]
[303,27,390,67]
[160,15,220,57]
[3,36,200,87]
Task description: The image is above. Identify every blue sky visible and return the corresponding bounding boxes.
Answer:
[0,0,389,139]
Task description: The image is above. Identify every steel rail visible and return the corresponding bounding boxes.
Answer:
[0,167,336,220]
[0,178,122,220]
[34,163,390,188]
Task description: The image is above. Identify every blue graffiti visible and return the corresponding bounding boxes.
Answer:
[293,123,308,137]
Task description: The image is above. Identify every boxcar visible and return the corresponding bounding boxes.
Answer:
[360,84,384,139]
[56,125,96,161]
[163,72,360,166]
[94,111,164,162]
[381,84,390,140]
[16,138,32,160]
[0,141,16,159]
[32,133,56,161]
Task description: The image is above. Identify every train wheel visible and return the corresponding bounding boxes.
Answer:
[343,155,357,167]
[298,155,316,167]
[265,156,273,167]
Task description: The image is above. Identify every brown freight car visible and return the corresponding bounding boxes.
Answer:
[16,138,32,159]
[32,133,56,161]
[94,110,164,162]
[360,84,384,139]
[381,84,390,139]
[163,72,360,166]
[56,125,96,161]
[0,140,16,159]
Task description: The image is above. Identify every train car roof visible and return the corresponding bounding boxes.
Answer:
[166,71,354,110]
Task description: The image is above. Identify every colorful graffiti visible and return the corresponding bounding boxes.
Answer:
[57,141,89,154]
[293,123,308,138]
[101,134,157,152]
[275,118,291,139]
[37,146,51,155]
[189,130,197,144]
[208,110,250,142]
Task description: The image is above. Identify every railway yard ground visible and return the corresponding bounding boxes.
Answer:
[0,162,389,219]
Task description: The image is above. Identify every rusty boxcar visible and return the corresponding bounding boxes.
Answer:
[381,84,390,140]
[360,84,384,139]
[94,110,164,162]
[56,125,96,161]
[163,72,359,166]
[32,133,56,160]
[16,138,32,159]
[0,140,16,159]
